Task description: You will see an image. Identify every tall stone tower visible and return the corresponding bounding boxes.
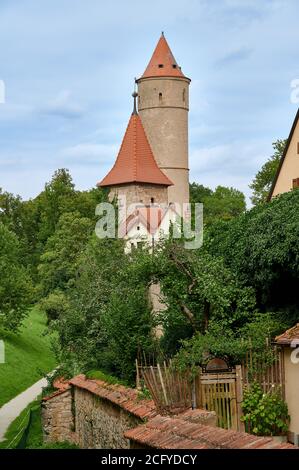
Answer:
[137,33,191,209]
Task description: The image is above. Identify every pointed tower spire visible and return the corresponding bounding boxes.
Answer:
[97,101,173,188]
[141,33,186,79]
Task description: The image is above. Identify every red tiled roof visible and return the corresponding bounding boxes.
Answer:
[69,375,157,420]
[97,113,173,188]
[275,323,299,345]
[140,34,188,79]
[124,415,296,449]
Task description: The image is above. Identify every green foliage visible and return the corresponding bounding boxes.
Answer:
[207,189,299,320]
[190,182,246,225]
[0,223,33,330]
[241,383,289,436]
[37,211,93,300]
[53,236,156,384]
[154,240,256,335]
[250,139,286,205]
[172,312,285,374]
[39,290,70,324]
[86,369,128,386]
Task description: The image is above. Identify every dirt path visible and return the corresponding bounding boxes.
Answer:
[0,376,48,442]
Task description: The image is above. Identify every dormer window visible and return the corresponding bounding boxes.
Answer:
[172,64,177,69]
[158,64,164,68]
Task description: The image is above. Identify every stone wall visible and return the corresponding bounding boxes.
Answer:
[109,183,168,209]
[73,387,141,449]
[42,388,76,444]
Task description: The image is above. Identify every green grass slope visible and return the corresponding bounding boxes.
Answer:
[0,307,56,407]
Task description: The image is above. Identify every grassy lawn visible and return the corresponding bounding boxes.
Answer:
[0,307,56,407]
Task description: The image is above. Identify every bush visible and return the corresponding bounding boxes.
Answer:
[241,383,289,436]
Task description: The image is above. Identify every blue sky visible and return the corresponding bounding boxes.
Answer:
[0,0,298,204]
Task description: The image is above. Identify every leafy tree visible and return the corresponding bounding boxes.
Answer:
[0,224,33,330]
[207,188,299,323]
[38,212,93,299]
[250,139,287,206]
[190,182,246,225]
[53,236,155,383]
[157,241,255,331]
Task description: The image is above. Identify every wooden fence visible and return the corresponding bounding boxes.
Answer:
[137,347,285,432]
[241,346,285,398]
[137,361,191,413]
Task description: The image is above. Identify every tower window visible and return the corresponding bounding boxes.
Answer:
[151,197,155,204]
[159,92,162,102]
[297,142,299,154]
[172,64,177,69]
[183,89,186,104]
[137,226,140,231]
[158,64,164,68]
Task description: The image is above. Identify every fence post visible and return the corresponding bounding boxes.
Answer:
[136,359,141,390]
[236,365,245,432]
[195,367,202,409]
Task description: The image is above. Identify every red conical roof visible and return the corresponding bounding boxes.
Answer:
[141,33,186,79]
[98,112,173,187]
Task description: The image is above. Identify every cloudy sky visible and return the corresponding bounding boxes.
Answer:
[0,0,298,204]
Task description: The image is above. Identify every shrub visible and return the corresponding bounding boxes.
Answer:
[241,383,289,436]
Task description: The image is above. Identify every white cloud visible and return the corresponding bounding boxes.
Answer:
[40,90,84,119]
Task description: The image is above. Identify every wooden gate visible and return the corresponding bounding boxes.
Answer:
[195,365,244,431]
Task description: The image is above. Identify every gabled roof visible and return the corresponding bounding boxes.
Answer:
[268,108,299,200]
[140,33,189,80]
[119,204,180,237]
[98,112,173,187]
[275,323,299,345]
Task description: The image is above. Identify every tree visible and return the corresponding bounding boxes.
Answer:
[151,240,256,356]
[190,182,246,225]
[38,211,93,300]
[0,224,33,330]
[52,235,155,383]
[208,188,299,323]
[250,139,287,205]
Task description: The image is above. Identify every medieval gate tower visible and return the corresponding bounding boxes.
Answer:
[137,33,191,208]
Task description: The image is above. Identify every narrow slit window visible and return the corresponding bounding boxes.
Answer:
[159,92,162,102]
[151,197,155,204]
[297,142,299,154]
[183,89,186,103]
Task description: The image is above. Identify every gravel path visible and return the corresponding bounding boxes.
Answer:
[0,376,48,442]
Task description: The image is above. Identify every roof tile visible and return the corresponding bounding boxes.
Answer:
[98,113,172,187]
